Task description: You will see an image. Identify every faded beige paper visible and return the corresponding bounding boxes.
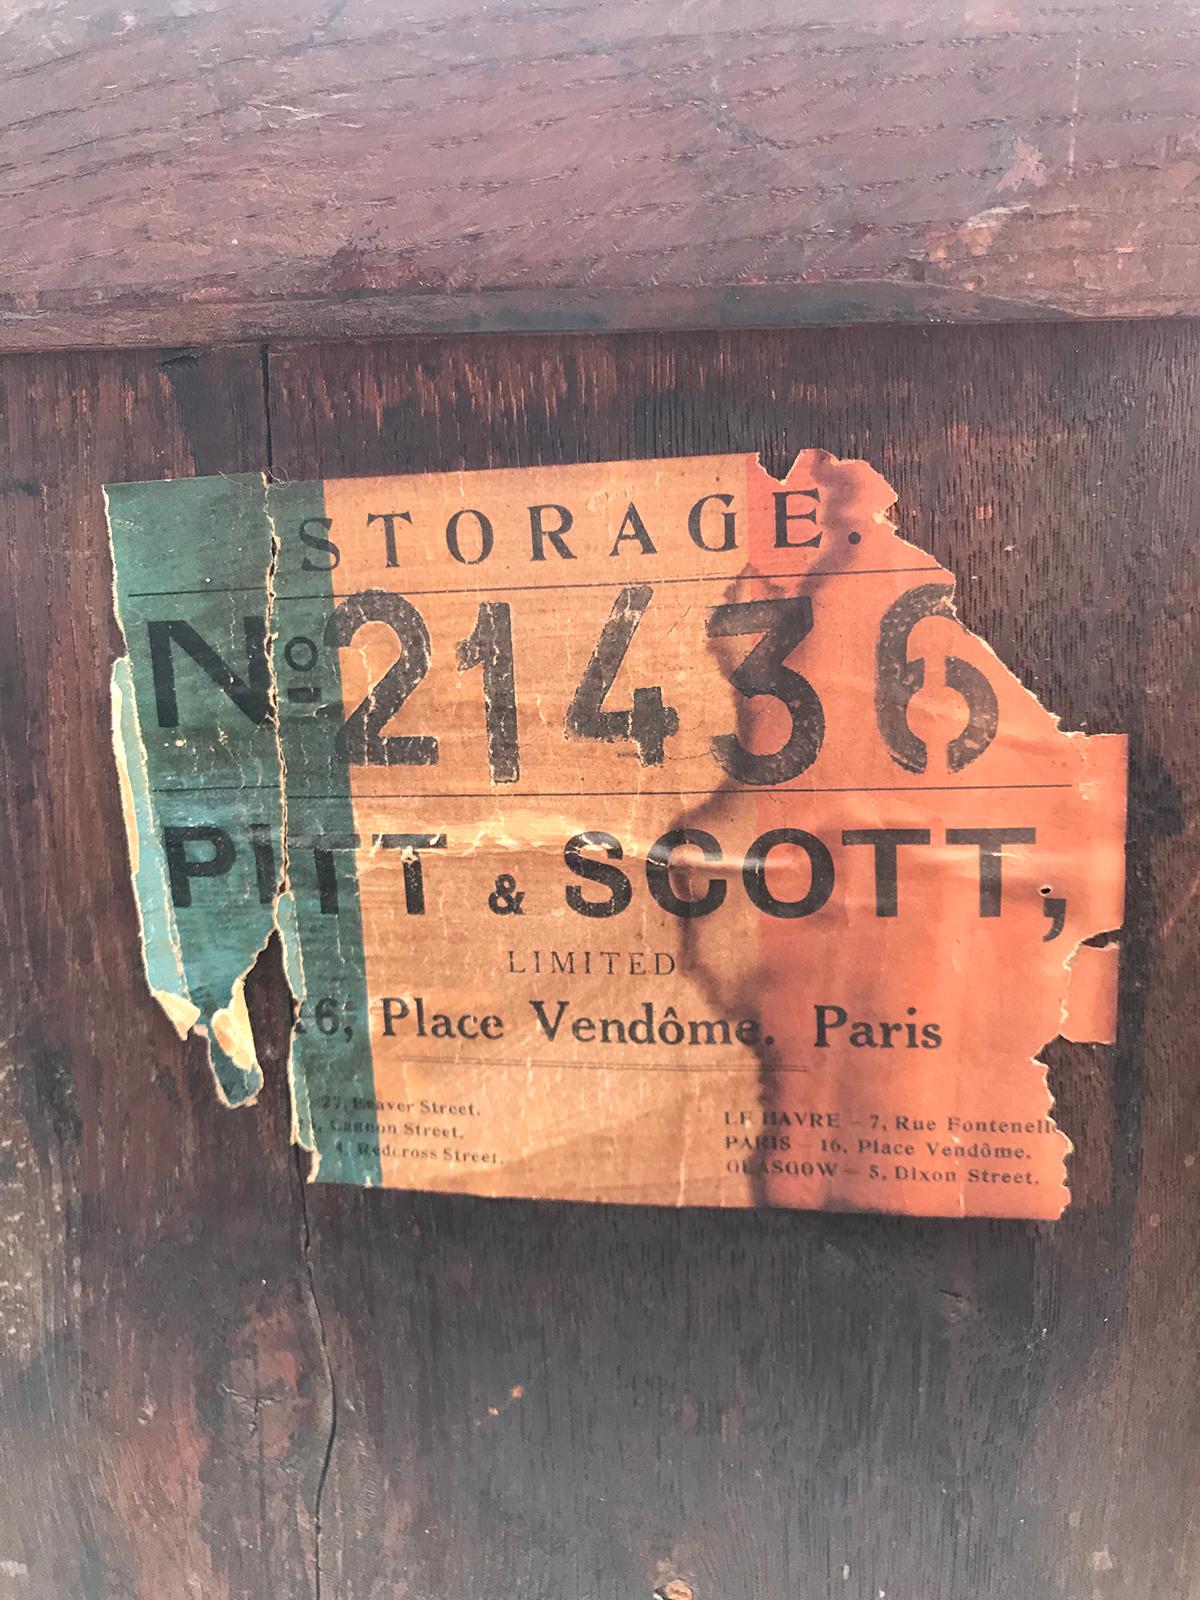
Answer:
[107,451,1127,1217]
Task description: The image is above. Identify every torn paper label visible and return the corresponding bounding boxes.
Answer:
[107,473,281,1107]
[106,452,1128,1219]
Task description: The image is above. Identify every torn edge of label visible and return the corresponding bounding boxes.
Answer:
[262,484,319,1169]
[916,528,1127,1207]
[106,474,312,1132]
[743,449,1128,1218]
[110,650,272,1109]
[892,501,1126,1051]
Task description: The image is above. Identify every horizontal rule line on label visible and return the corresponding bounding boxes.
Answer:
[125,564,942,600]
[370,1058,812,1073]
[151,782,1075,797]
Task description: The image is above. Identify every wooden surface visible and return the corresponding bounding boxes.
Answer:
[2,323,1199,1597]
[0,349,324,1597]
[2,0,1200,350]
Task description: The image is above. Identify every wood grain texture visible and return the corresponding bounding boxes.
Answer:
[267,325,1200,1600]
[0,349,326,1599]
[1,323,1199,1599]
[2,0,1200,350]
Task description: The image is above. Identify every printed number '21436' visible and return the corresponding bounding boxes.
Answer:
[322,582,997,783]
[147,581,998,784]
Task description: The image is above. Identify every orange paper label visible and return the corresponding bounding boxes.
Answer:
[108,452,1127,1218]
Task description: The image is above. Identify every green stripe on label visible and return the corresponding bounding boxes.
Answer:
[268,481,381,1186]
[108,472,281,1106]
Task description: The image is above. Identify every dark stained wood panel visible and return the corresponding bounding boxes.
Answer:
[1,1,1200,350]
[0,349,325,1598]
[1,323,1198,1599]
[266,325,1200,1600]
